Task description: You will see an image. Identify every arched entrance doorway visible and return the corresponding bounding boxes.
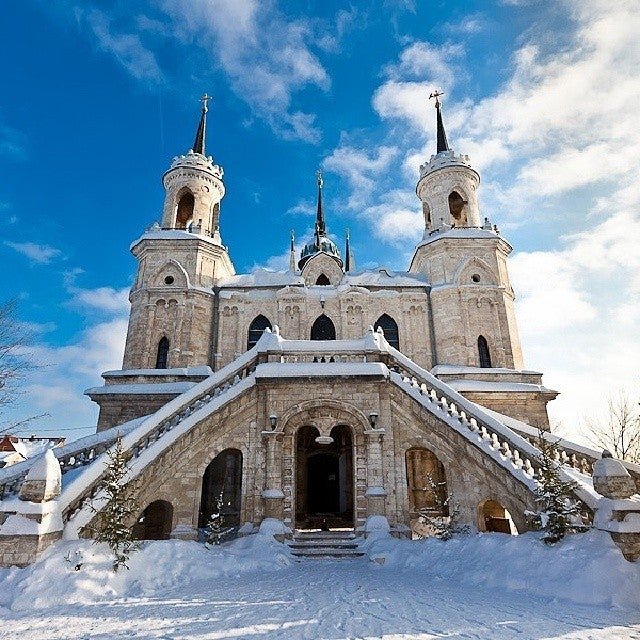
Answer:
[132,500,173,540]
[295,424,354,529]
[478,499,518,534]
[198,448,242,529]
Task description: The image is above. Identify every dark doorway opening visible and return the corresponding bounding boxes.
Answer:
[310,315,336,340]
[296,424,353,529]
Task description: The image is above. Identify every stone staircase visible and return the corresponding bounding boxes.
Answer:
[287,530,365,559]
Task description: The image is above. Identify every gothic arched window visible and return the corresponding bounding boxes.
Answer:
[176,190,195,229]
[155,337,169,369]
[311,315,336,340]
[315,273,330,286]
[247,315,272,349]
[374,314,400,350]
[478,335,492,368]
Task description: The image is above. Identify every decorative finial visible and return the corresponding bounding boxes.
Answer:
[201,93,212,112]
[316,168,323,189]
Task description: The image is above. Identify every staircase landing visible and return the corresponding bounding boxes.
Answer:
[287,529,365,560]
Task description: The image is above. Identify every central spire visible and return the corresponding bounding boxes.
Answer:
[192,93,211,155]
[429,90,450,154]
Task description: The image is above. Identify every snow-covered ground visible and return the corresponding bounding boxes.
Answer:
[0,530,639,639]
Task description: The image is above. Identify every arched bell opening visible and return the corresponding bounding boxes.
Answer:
[198,448,243,530]
[132,500,173,540]
[310,315,336,340]
[448,190,468,226]
[295,424,354,530]
[478,499,518,535]
[315,273,330,286]
[175,190,195,230]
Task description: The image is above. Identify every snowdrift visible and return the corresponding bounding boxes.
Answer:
[362,529,640,609]
[0,532,290,611]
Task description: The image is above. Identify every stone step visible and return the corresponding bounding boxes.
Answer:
[290,548,366,558]
[288,540,359,549]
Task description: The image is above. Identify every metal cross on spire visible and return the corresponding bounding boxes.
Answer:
[200,93,212,113]
[316,168,323,189]
[428,89,450,153]
[428,89,444,108]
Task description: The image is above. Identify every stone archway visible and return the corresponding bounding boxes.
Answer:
[132,500,173,540]
[282,401,368,531]
[295,424,354,529]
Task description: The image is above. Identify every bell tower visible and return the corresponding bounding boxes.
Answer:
[409,93,524,371]
[121,95,235,371]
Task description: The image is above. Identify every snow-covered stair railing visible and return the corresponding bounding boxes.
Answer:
[2,326,640,565]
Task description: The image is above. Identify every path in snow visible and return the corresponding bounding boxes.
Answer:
[0,558,638,640]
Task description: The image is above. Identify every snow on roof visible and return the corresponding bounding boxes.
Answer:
[85,382,196,396]
[102,366,213,378]
[218,269,304,288]
[446,380,555,394]
[432,364,542,375]
[25,449,60,482]
[130,229,225,251]
[415,227,509,249]
[218,267,427,290]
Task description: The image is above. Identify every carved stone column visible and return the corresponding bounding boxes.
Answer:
[262,429,285,521]
[364,427,387,517]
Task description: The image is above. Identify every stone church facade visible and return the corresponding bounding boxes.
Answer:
[82,97,559,537]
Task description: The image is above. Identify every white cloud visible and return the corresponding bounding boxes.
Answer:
[286,200,316,217]
[78,8,163,83]
[68,286,130,314]
[160,0,330,142]
[4,241,63,264]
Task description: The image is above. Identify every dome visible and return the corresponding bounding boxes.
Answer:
[298,234,342,270]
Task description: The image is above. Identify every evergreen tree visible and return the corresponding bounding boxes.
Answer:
[91,434,138,571]
[526,432,589,544]
[204,491,233,546]
[416,474,467,540]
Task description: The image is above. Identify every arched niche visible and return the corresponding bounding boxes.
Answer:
[198,448,243,529]
[132,500,173,540]
[405,447,448,514]
[374,314,400,350]
[311,315,336,340]
[247,315,272,349]
[155,336,170,369]
[478,499,518,534]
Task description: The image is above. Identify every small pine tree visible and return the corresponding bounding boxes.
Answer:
[91,434,138,571]
[416,474,468,540]
[204,491,234,546]
[526,432,589,544]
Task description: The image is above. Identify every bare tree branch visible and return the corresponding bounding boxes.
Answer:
[586,391,640,463]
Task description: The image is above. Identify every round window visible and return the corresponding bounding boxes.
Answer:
[164,275,175,285]
[471,274,481,283]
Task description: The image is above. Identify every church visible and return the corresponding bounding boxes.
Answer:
[1,95,639,566]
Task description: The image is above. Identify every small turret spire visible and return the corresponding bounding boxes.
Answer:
[429,90,449,154]
[192,93,211,155]
[345,229,351,272]
[315,169,326,236]
[289,230,296,272]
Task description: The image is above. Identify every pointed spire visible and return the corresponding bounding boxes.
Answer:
[192,93,211,155]
[289,230,296,272]
[429,90,449,153]
[315,169,326,236]
[345,229,351,272]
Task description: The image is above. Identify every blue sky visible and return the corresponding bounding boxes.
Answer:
[1,0,639,442]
